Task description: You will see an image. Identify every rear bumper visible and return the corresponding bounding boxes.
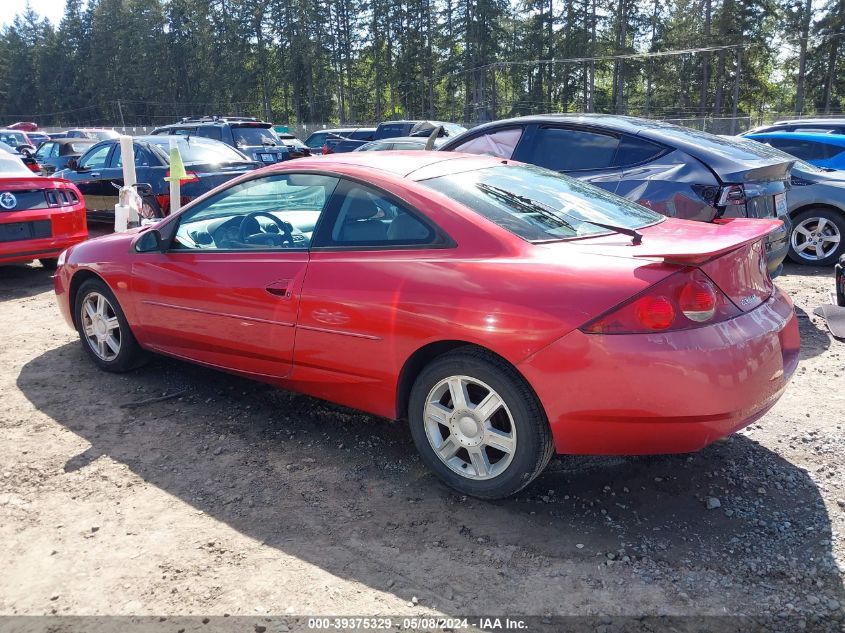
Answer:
[518,287,799,455]
[0,209,87,265]
[764,216,790,278]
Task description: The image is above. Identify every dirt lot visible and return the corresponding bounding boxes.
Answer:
[0,260,843,632]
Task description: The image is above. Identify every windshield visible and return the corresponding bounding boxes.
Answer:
[0,155,33,176]
[231,126,279,148]
[422,164,662,242]
[146,137,249,164]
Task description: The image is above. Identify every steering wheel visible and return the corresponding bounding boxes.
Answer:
[238,211,295,246]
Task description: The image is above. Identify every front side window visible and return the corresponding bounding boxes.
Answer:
[145,137,248,164]
[451,128,523,159]
[172,173,339,251]
[322,182,435,247]
[78,144,112,170]
[196,126,223,141]
[422,164,662,242]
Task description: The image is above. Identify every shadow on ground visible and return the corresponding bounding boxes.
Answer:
[0,263,55,302]
[16,342,845,624]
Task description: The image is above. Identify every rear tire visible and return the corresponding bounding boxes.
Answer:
[408,348,554,499]
[787,208,845,266]
[74,278,148,372]
[39,258,58,270]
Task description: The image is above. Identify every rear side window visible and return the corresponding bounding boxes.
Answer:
[519,127,619,172]
[765,138,842,161]
[613,136,666,167]
[321,181,435,247]
[377,123,410,138]
[197,126,223,141]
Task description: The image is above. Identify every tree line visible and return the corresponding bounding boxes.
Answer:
[0,0,843,129]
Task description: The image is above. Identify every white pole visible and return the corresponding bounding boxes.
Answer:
[119,135,136,188]
[169,137,181,215]
[115,135,137,232]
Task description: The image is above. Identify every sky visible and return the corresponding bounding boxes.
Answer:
[2,0,67,27]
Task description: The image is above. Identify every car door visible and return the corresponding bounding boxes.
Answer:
[130,172,339,378]
[64,142,116,214]
[292,178,453,412]
[512,125,624,193]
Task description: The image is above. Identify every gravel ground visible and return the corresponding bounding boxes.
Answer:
[0,260,843,633]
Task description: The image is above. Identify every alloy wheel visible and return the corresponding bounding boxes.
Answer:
[791,216,842,262]
[80,292,122,361]
[423,375,516,480]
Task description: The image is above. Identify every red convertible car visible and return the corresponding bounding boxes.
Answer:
[54,152,799,498]
[0,154,87,269]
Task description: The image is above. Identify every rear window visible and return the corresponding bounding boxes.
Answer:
[0,131,28,147]
[422,164,662,242]
[67,142,93,154]
[0,155,33,176]
[231,125,278,148]
[146,137,248,164]
[377,123,410,139]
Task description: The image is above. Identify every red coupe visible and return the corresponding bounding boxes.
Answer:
[53,152,799,498]
[0,154,88,269]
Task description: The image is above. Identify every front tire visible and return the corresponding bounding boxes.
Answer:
[788,208,845,266]
[74,278,148,372]
[408,348,553,499]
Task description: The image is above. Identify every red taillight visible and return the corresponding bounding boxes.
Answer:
[27,162,40,173]
[164,170,199,184]
[582,268,741,334]
[633,296,675,330]
[679,277,717,322]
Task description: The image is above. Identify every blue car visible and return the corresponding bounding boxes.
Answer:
[743,132,845,170]
[54,136,259,222]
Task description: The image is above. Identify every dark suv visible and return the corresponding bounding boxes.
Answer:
[151,116,308,164]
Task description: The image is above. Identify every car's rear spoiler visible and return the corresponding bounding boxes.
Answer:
[632,218,783,265]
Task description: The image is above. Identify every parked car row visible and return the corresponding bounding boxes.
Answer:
[737,118,845,265]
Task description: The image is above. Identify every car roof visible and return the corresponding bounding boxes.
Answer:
[771,118,845,125]
[266,150,504,180]
[53,138,96,145]
[746,131,845,145]
[452,113,793,176]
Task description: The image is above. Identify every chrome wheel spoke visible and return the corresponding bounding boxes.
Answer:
[796,241,811,253]
[474,391,503,423]
[484,427,515,454]
[822,233,841,245]
[436,436,460,461]
[105,316,120,333]
[795,225,812,238]
[83,322,96,337]
[425,401,451,426]
[467,447,491,478]
[105,334,120,355]
[816,218,829,234]
[84,301,97,321]
[447,377,469,410]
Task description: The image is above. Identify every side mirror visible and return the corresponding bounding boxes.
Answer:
[135,229,163,253]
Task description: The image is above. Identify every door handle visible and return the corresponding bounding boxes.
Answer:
[89,172,100,177]
[265,279,292,299]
